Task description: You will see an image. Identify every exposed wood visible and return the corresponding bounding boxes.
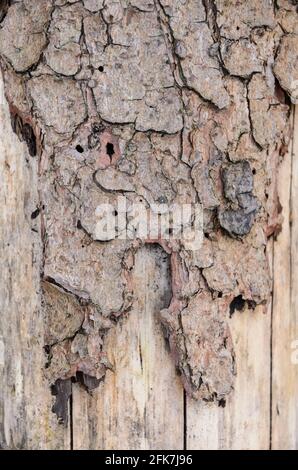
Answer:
[72,246,184,450]
[0,71,70,450]
[186,300,271,450]
[271,107,298,450]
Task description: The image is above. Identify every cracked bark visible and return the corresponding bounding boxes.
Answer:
[0,0,297,424]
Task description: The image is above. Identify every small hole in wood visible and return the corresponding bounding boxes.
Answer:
[31,207,40,219]
[106,142,115,158]
[76,144,84,153]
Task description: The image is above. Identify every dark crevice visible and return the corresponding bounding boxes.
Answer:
[43,276,92,307]
[22,123,37,157]
[0,0,11,24]
[69,387,74,449]
[51,372,102,427]
[106,142,115,159]
[75,371,101,391]
[51,378,72,426]
[229,295,246,316]
[31,207,40,219]
[183,390,187,450]
[10,113,37,157]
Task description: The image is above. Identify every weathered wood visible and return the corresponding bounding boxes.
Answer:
[72,246,184,450]
[186,109,298,451]
[0,71,70,450]
[186,300,271,450]
[271,107,298,450]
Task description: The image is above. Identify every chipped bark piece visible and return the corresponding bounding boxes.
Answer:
[216,0,276,40]
[0,1,52,72]
[221,39,263,78]
[83,0,104,12]
[191,163,220,209]
[219,162,260,236]
[83,14,107,69]
[248,73,289,148]
[220,77,251,148]
[222,161,254,203]
[218,207,257,237]
[237,193,259,219]
[202,233,271,303]
[102,0,124,23]
[276,1,298,35]
[135,88,183,134]
[160,291,236,401]
[274,35,298,101]
[42,281,85,346]
[160,4,230,109]
[92,8,183,132]
[44,3,85,76]
[93,131,188,205]
[27,76,87,134]
[228,132,264,163]
[45,43,81,77]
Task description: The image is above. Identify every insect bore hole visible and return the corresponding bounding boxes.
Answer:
[76,144,84,153]
[106,142,115,159]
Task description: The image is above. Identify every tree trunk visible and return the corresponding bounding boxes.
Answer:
[0,0,297,450]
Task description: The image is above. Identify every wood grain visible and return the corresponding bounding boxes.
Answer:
[186,300,271,450]
[271,107,298,450]
[0,71,69,449]
[72,245,184,450]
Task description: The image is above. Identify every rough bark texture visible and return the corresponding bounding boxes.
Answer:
[0,0,297,422]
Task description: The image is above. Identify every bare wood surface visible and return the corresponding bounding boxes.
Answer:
[186,300,271,450]
[72,245,184,450]
[0,71,69,450]
[271,107,298,450]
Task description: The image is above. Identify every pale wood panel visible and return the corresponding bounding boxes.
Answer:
[0,71,69,449]
[72,245,184,450]
[186,301,271,450]
[271,107,298,450]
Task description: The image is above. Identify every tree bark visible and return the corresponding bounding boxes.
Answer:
[0,0,297,449]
